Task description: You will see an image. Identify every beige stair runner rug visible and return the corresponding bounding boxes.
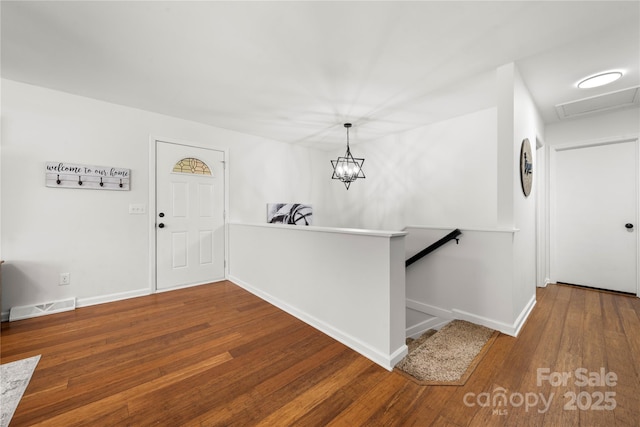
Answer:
[395,320,498,386]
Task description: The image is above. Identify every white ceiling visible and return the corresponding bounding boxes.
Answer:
[2,1,639,149]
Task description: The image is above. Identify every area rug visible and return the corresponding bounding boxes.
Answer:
[1,355,41,427]
[395,320,498,386]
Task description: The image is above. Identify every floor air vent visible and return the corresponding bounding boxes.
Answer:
[9,298,76,321]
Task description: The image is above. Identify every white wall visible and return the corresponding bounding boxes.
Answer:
[228,222,407,370]
[321,108,498,231]
[545,108,639,146]
[495,63,544,319]
[511,65,544,311]
[315,64,541,338]
[1,69,548,338]
[404,226,534,336]
[1,79,325,314]
[403,64,541,338]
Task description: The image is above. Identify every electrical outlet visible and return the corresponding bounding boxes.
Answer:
[129,204,146,214]
[59,273,70,286]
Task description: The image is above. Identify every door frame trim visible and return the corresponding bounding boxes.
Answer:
[535,137,551,288]
[549,135,639,296]
[148,136,230,293]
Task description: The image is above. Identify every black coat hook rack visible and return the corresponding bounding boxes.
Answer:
[46,162,130,191]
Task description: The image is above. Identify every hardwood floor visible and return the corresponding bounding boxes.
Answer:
[2,282,639,426]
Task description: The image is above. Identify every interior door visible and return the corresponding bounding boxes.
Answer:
[553,139,637,294]
[156,141,225,290]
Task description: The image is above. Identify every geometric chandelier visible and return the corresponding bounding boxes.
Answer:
[330,123,366,190]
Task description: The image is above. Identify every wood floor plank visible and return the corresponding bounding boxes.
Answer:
[26,351,234,426]
[469,285,567,427]
[600,291,626,334]
[2,281,639,426]
[451,285,556,426]
[575,304,613,427]
[584,287,602,316]
[125,326,329,425]
[324,372,409,426]
[602,294,640,427]
[17,322,223,417]
[358,380,426,426]
[43,403,131,427]
[539,286,584,427]
[440,333,516,426]
[290,364,390,427]
[599,333,636,427]
[255,355,373,426]
[194,341,356,426]
[619,306,640,379]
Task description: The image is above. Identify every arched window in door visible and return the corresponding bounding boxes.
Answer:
[172,157,212,175]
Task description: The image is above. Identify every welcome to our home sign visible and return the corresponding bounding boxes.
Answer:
[46,162,130,191]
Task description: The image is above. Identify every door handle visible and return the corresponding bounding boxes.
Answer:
[158,223,165,229]
[625,223,634,229]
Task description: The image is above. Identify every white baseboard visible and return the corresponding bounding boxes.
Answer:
[388,344,409,367]
[512,294,537,337]
[406,293,537,338]
[154,278,226,294]
[405,299,453,338]
[406,317,451,339]
[537,278,552,288]
[1,288,152,322]
[76,288,151,308]
[229,275,405,371]
[406,299,453,320]
[451,309,515,336]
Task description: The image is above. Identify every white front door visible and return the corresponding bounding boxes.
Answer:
[156,141,225,290]
[553,139,638,294]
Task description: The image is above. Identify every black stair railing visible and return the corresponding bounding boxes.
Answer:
[405,229,462,268]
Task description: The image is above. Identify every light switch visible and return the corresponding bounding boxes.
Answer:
[129,204,146,214]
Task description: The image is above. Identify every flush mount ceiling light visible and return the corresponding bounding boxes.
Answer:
[577,71,623,89]
[331,123,365,190]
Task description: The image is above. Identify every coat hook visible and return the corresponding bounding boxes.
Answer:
[99,177,104,187]
[78,176,83,186]
[56,174,61,185]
